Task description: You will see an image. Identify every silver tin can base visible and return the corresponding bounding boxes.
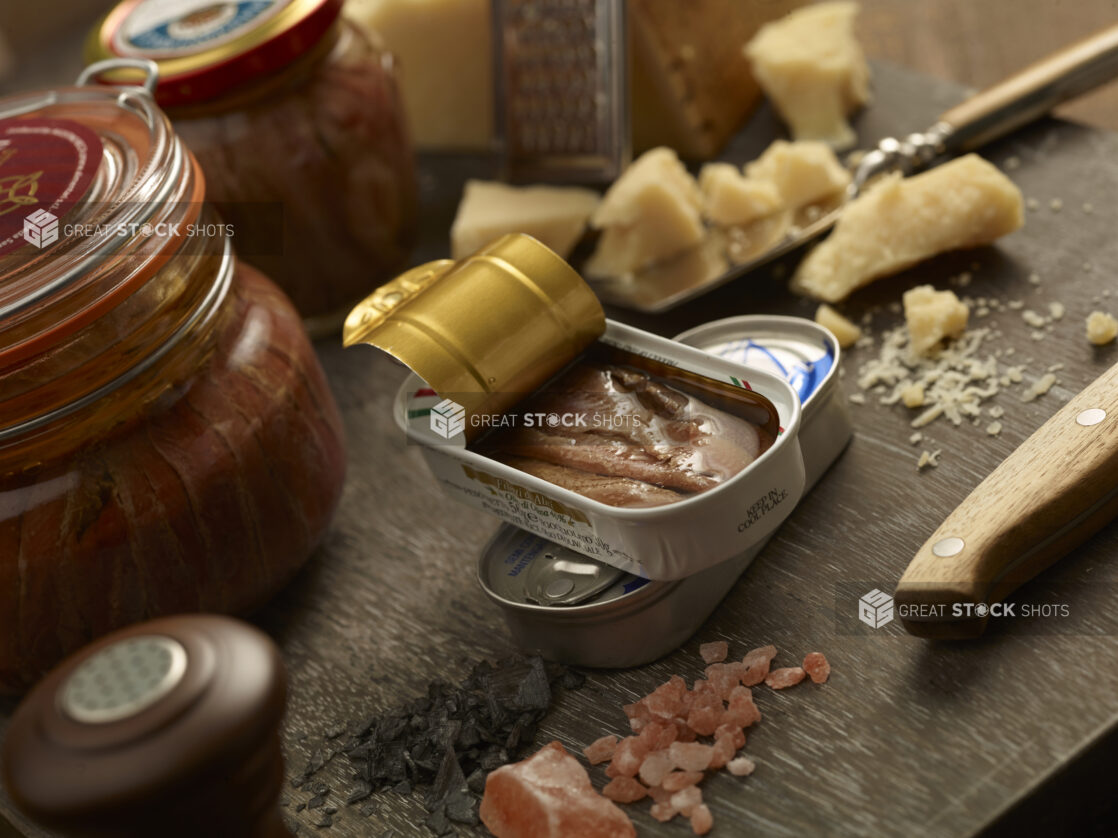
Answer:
[478,526,765,669]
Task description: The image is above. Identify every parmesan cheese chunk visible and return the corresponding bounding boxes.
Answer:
[903,286,970,356]
[586,147,703,277]
[792,155,1024,302]
[744,140,851,209]
[630,0,808,159]
[814,304,861,348]
[1086,311,1118,345]
[346,0,492,150]
[699,163,781,226]
[450,181,600,260]
[744,2,870,149]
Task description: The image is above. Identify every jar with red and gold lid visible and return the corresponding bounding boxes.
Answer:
[0,63,347,693]
[84,0,418,335]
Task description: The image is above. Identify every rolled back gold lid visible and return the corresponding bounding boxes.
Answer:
[343,234,606,440]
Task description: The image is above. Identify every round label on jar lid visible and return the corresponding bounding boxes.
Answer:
[112,0,290,58]
[0,118,103,257]
[87,0,342,106]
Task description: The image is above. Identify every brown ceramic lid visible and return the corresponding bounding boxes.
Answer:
[2,614,291,837]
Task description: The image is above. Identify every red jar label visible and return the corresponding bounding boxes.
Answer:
[0,118,103,256]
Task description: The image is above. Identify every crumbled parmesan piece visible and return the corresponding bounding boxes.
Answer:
[917,449,941,470]
[1026,197,1040,211]
[1022,309,1047,328]
[848,392,866,404]
[908,431,923,445]
[986,421,1002,436]
[1008,300,1024,310]
[988,405,1005,418]
[900,382,925,408]
[815,304,862,348]
[1028,273,1042,286]
[903,285,970,355]
[698,163,781,226]
[857,323,1007,432]
[1021,372,1057,402]
[744,140,852,209]
[1049,198,1063,212]
[1086,311,1118,345]
[1048,301,1065,321]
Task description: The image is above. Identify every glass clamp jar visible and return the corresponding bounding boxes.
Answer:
[0,61,347,693]
[84,0,419,336]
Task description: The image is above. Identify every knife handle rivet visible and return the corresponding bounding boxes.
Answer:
[1076,408,1106,426]
[933,536,965,557]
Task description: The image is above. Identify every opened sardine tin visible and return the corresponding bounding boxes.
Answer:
[345,235,806,581]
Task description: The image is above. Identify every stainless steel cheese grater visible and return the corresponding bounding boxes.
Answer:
[493,0,630,183]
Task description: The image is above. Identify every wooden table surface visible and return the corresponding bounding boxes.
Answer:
[4,5,1118,838]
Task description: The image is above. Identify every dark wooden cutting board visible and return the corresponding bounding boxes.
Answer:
[2,60,1117,838]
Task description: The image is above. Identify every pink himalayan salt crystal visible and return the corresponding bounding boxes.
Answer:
[709,733,736,770]
[714,723,746,750]
[602,776,648,804]
[723,660,747,684]
[637,720,677,752]
[742,645,778,686]
[691,803,714,835]
[648,784,672,804]
[766,667,806,690]
[703,663,739,700]
[638,749,675,788]
[629,717,646,734]
[686,705,721,737]
[480,741,635,838]
[723,685,762,728]
[673,719,698,743]
[670,785,703,817]
[690,678,718,698]
[669,741,714,772]
[622,700,650,724]
[650,801,677,822]
[699,640,728,664]
[727,756,756,777]
[606,737,649,778]
[661,770,704,792]
[584,735,619,765]
[645,676,688,720]
[804,652,831,684]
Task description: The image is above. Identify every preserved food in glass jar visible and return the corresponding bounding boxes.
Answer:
[0,65,347,693]
[85,0,418,335]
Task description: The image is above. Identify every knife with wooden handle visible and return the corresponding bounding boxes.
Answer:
[895,360,1118,638]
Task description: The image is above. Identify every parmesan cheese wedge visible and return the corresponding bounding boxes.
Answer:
[630,0,808,159]
[744,2,870,149]
[450,181,600,260]
[586,147,704,277]
[792,154,1024,302]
